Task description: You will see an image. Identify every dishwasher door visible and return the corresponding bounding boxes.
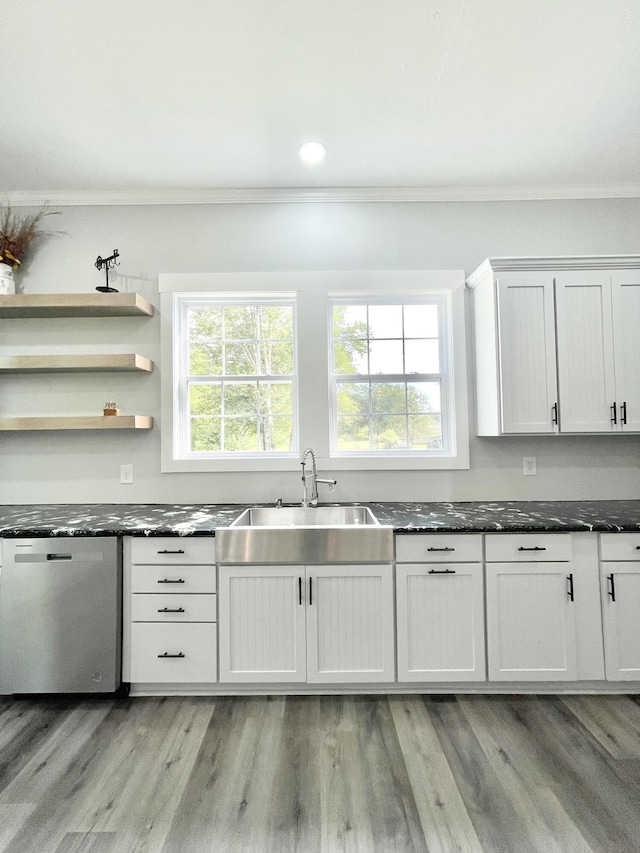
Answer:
[0,537,121,694]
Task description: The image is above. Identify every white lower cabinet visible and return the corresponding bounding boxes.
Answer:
[124,536,217,687]
[600,533,640,680]
[396,563,486,682]
[218,563,395,684]
[485,560,577,681]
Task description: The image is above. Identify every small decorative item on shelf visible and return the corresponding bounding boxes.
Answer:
[0,202,61,295]
[95,249,120,293]
[103,401,121,416]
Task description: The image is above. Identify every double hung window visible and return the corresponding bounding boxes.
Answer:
[330,296,450,455]
[176,295,297,458]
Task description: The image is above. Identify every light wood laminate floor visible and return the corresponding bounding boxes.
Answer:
[1,694,640,852]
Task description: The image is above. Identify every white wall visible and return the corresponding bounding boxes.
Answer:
[1,198,639,504]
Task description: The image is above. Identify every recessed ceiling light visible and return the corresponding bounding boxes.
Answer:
[299,140,327,166]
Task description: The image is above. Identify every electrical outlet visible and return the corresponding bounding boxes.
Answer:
[120,464,134,484]
[523,457,536,476]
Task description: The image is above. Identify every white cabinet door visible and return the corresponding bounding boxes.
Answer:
[611,273,640,432]
[601,562,640,680]
[555,272,616,432]
[306,564,395,683]
[396,563,485,682]
[486,562,577,681]
[218,565,307,683]
[496,273,558,433]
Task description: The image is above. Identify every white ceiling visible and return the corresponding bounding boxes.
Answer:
[4,0,640,201]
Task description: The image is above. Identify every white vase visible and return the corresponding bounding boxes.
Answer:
[0,262,15,295]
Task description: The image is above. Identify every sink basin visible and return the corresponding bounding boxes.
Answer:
[231,505,379,527]
[216,505,393,564]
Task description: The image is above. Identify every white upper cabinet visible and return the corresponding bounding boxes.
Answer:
[467,256,640,435]
[611,272,640,432]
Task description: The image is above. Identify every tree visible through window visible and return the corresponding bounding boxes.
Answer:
[331,299,446,453]
[182,298,296,454]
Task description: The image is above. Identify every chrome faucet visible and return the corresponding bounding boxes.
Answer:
[300,447,337,507]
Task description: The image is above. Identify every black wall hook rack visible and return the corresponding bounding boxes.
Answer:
[95,249,120,292]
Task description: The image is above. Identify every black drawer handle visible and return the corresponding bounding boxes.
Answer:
[158,652,185,659]
[611,402,617,425]
[635,546,640,550]
[157,607,185,613]
[607,574,616,602]
[621,402,627,425]
[157,549,185,555]
[518,546,546,551]
[427,547,455,552]
[567,573,574,602]
[157,578,186,584]
[428,568,456,574]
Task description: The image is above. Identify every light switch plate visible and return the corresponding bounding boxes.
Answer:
[523,457,536,476]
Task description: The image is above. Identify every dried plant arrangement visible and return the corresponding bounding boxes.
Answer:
[0,202,61,268]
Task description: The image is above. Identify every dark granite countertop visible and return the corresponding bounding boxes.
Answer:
[0,500,640,537]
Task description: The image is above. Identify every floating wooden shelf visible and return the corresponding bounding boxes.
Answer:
[0,415,154,431]
[0,354,154,373]
[0,293,154,318]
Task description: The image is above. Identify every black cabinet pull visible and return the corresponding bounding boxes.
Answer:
[551,402,558,425]
[428,568,456,574]
[157,578,185,584]
[518,546,546,551]
[157,607,185,613]
[157,549,185,555]
[607,574,616,602]
[635,546,640,550]
[309,576,313,606]
[427,547,455,552]
[298,576,303,606]
[567,573,574,602]
[611,402,617,425]
[158,652,185,658]
[621,402,627,425]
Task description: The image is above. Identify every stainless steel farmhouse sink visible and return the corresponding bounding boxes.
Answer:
[216,505,393,564]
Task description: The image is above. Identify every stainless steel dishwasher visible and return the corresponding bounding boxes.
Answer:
[0,537,122,694]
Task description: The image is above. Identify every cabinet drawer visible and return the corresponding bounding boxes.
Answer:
[131,593,217,623]
[130,537,215,565]
[395,534,483,563]
[600,533,640,561]
[131,564,217,593]
[485,533,572,562]
[130,623,217,683]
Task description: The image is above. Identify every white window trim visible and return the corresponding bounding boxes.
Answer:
[160,271,470,473]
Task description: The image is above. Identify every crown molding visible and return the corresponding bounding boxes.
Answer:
[5,184,640,207]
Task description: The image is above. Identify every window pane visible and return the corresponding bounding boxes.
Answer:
[190,418,221,452]
[337,415,370,451]
[369,305,402,339]
[372,415,407,450]
[259,381,293,415]
[189,383,221,415]
[260,416,293,451]
[260,341,294,375]
[336,382,369,415]
[222,417,258,452]
[371,383,406,414]
[408,382,441,413]
[188,307,222,341]
[190,343,222,376]
[224,382,258,416]
[403,304,439,338]
[333,305,367,339]
[259,305,293,339]
[224,341,259,375]
[369,339,403,374]
[408,414,442,449]
[334,339,368,374]
[224,306,258,339]
[405,339,439,373]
